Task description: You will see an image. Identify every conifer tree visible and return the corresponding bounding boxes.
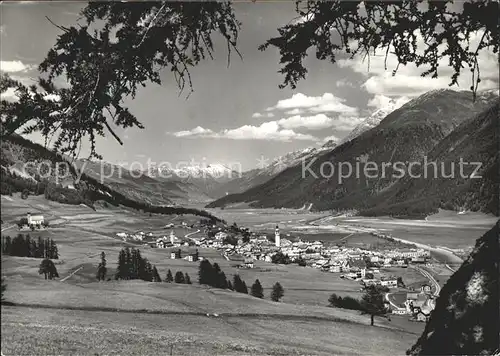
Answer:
[198,260,214,286]
[184,273,191,284]
[271,282,284,302]
[174,271,185,284]
[1,277,6,303]
[96,251,107,281]
[38,259,59,280]
[152,266,162,282]
[166,269,173,283]
[251,279,264,299]
[115,249,127,280]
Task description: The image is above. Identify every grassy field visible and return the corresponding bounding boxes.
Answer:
[1,305,419,356]
[1,194,427,355]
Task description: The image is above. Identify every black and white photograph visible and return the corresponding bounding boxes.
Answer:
[0,1,499,355]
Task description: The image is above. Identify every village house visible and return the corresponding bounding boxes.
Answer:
[27,213,44,227]
[170,249,182,259]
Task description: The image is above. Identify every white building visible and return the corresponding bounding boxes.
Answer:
[27,213,44,227]
[275,225,280,247]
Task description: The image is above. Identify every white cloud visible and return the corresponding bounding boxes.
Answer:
[266,112,275,118]
[336,79,355,88]
[277,114,333,130]
[172,126,216,138]
[322,135,339,143]
[222,121,317,141]
[338,30,499,97]
[170,122,318,142]
[267,93,358,116]
[285,108,304,115]
[251,112,263,118]
[367,94,410,111]
[0,60,34,73]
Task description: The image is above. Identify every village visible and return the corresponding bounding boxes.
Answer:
[114,218,437,321]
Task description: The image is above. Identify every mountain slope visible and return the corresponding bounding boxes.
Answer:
[339,97,410,145]
[407,220,499,355]
[207,90,497,214]
[363,101,499,216]
[212,141,338,197]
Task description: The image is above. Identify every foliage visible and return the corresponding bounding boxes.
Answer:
[114,247,157,282]
[174,271,185,284]
[397,276,405,288]
[407,221,500,355]
[250,279,264,299]
[328,293,364,311]
[1,234,58,259]
[198,259,230,289]
[232,274,248,294]
[38,258,59,280]
[271,282,284,302]
[184,273,191,284]
[360,285,388,326]
[222,235,238,246]
[96,251,107,281]
[260,0,499,100]
[165,269,173,283]
[1,277,6,303]
[0,2,240,159]
[296,256,307,266]
[271,252,291,265]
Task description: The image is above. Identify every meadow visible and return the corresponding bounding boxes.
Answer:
[1,194,427,355]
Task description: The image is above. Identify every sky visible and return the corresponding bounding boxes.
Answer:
[1,1,498,171]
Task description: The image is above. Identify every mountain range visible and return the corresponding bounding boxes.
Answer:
[1,88,497,218]
[207,89,499,217]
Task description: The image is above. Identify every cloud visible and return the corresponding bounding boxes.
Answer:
[322,135,339,143]
[267,93,358,115]
[0,60,34,73]
[285,108,304,115]
[251,112,263,118]
[336,79,355,88]
[277,114,334,130]
[170,122,318,142]
[338,30,499,97]
[172,126,216,138]
[367,94,410,111]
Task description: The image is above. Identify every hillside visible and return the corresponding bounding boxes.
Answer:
[0,135,222,221]
[362,102,499,217]
[212,141,337,198]
[338,97,410,145]
[207,90,498,216]
[407,220,500,355]
[75,159,212,205]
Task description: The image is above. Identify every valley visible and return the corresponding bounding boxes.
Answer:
[2,189,495,354]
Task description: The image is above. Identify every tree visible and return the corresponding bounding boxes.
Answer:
[360,285,387,326]
[271,252,290,265]
[328,293,342,307]
[1,277,6,303]
[165,269,173,283]
[21,189,29,200]
[152,266,162,282]
[232,274,248,294]
[198,260,214,286]
[174,271,185,284]
[250,279,264,299]
[38,258,59,280]
[96,251,107,281]
[296,256,307,267]
[271,282,284,302]
[397,276,406,288]
[260,1,498,101]
[0,2,241,159]
[184,273,192,284]
[226,279,233,291]
[115,249,127,280]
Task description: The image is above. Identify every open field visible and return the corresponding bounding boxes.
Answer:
[1,305,420,356]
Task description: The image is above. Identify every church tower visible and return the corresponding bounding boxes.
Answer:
[275,225,280,247]
[170,230,176,244]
